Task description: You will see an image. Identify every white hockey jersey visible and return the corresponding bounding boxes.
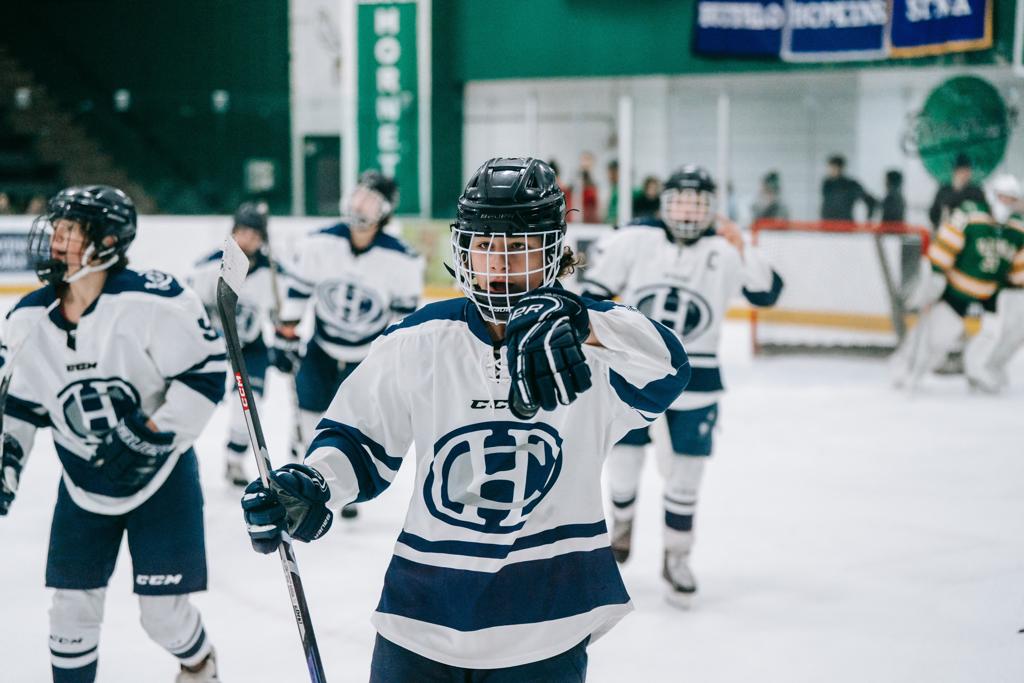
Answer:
[304,295,691,668]
[582,220,782,409]
[2,269,227,515]
[281,223,425,362]
[189,248,285,346]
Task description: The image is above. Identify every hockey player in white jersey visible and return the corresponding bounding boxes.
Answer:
[240,158,691,680]
[274,170,424,516]
[0,186,226,682]
[189,202,285,486]
[582,165,783,606]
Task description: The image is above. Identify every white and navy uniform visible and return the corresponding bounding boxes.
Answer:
[282,223,424,420]
[582,218,781,539]
[190,248,285,455]
[3,268,227,678]
[303,295,690,669]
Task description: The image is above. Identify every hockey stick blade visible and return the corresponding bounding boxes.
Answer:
[216,238,329,683]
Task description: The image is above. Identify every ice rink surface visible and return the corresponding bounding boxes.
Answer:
[2,318,1022,682]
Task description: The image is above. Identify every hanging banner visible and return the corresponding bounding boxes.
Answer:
[889,0,991,58]
[693,1,785,56]
[357,0,419,214]
[780,0,888,62]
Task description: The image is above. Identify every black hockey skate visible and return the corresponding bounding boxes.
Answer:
[663,550,697,609]
[610,518,633,564]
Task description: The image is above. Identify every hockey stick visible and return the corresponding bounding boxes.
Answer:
[217,238,328,683]
[260,237,306,459]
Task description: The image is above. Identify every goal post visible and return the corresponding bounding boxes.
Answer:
[749,219,931,355]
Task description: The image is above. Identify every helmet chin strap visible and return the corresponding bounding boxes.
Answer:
[62,243,119,284]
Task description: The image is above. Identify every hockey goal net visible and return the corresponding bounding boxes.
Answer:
[749,219,931,355]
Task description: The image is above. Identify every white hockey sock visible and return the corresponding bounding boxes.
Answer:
[606,445,646,521]
[49,588,105,675]
[663,456,706,553]
[138,595,212,669]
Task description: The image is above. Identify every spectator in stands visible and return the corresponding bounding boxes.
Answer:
[928,153,985,231]
[821,154,876,221]
[0,193,12,215]
[605,159,619,224]
[549,159,572,215]
[25,194,47,216]
[574,152,600,224]
[752,170,788,221]
[879,170,906,222]
[632,175,661,220]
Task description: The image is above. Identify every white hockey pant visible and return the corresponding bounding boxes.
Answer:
[965,289,1024,391]
[891,301,963,386]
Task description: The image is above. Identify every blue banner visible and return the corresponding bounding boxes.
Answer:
[889,0,991,57]
[694,1,785,57]
[781,0,888,62]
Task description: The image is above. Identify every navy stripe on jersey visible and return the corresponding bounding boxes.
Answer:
[6,394,52,427]
[686,366,723,393]
[396,521,608,560]
[54,442,150,498]
[310,417,402,502]
[377,548,629,632]
[102,269,184,298]
[317,222,418,257]
[742,271,784,307]
[383,297,492,345]
[287,286,313,300]
[9,284,58,315]
[313,317,388,348]
[608,319,690,418]
[172,372,225,404]
[578,279,615,300]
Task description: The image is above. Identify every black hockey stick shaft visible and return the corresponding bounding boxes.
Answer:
[216,275,329,683]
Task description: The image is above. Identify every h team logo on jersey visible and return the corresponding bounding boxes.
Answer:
[59,378,140,445]
[314,278,389,342]
[234,300,262,345]
[635,284,713,341]
[424,421,563,534]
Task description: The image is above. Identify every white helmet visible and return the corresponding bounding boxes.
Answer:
[986,173,1023,223]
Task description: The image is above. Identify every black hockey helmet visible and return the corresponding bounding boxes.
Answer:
[30,185,137,284]
[451,157,568,323]
[233,201,269,240]
[661,165,717,243]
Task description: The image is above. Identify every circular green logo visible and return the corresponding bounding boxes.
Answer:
[904,76,1012,184]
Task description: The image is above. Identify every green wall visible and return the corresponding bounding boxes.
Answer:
[1,0,292,214]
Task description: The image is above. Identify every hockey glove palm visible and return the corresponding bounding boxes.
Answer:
[92,409,176,488]
[269,329,301,374]
[0,433,25,515]
[241,464,333,554]
[505,287,593,419]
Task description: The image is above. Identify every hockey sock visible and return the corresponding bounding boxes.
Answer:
[49,588,104,683]
[606,445,646,521]
[663,456,706,553]
[138,595,213,669]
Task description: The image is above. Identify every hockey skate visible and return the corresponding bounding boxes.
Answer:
[224,456,249,487]
[176,649,220,682]
[610,518,633,564]
[663,550,697,609]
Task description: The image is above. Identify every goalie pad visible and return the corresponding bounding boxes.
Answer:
[965,288,1024,392]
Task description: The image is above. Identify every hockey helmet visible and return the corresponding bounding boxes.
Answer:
[451,157,567,323]
[661,165,717,243]
[233,201,269,240]
[29,185,137,284]
[343,170,399,232]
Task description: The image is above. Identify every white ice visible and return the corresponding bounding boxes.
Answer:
[2,319,1022,682]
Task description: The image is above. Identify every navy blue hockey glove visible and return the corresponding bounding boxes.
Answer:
[269,329,301,374]
[505,287,593,420]
[92,409,176,488]
[0,433,26,516]
[241,463,333,554]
